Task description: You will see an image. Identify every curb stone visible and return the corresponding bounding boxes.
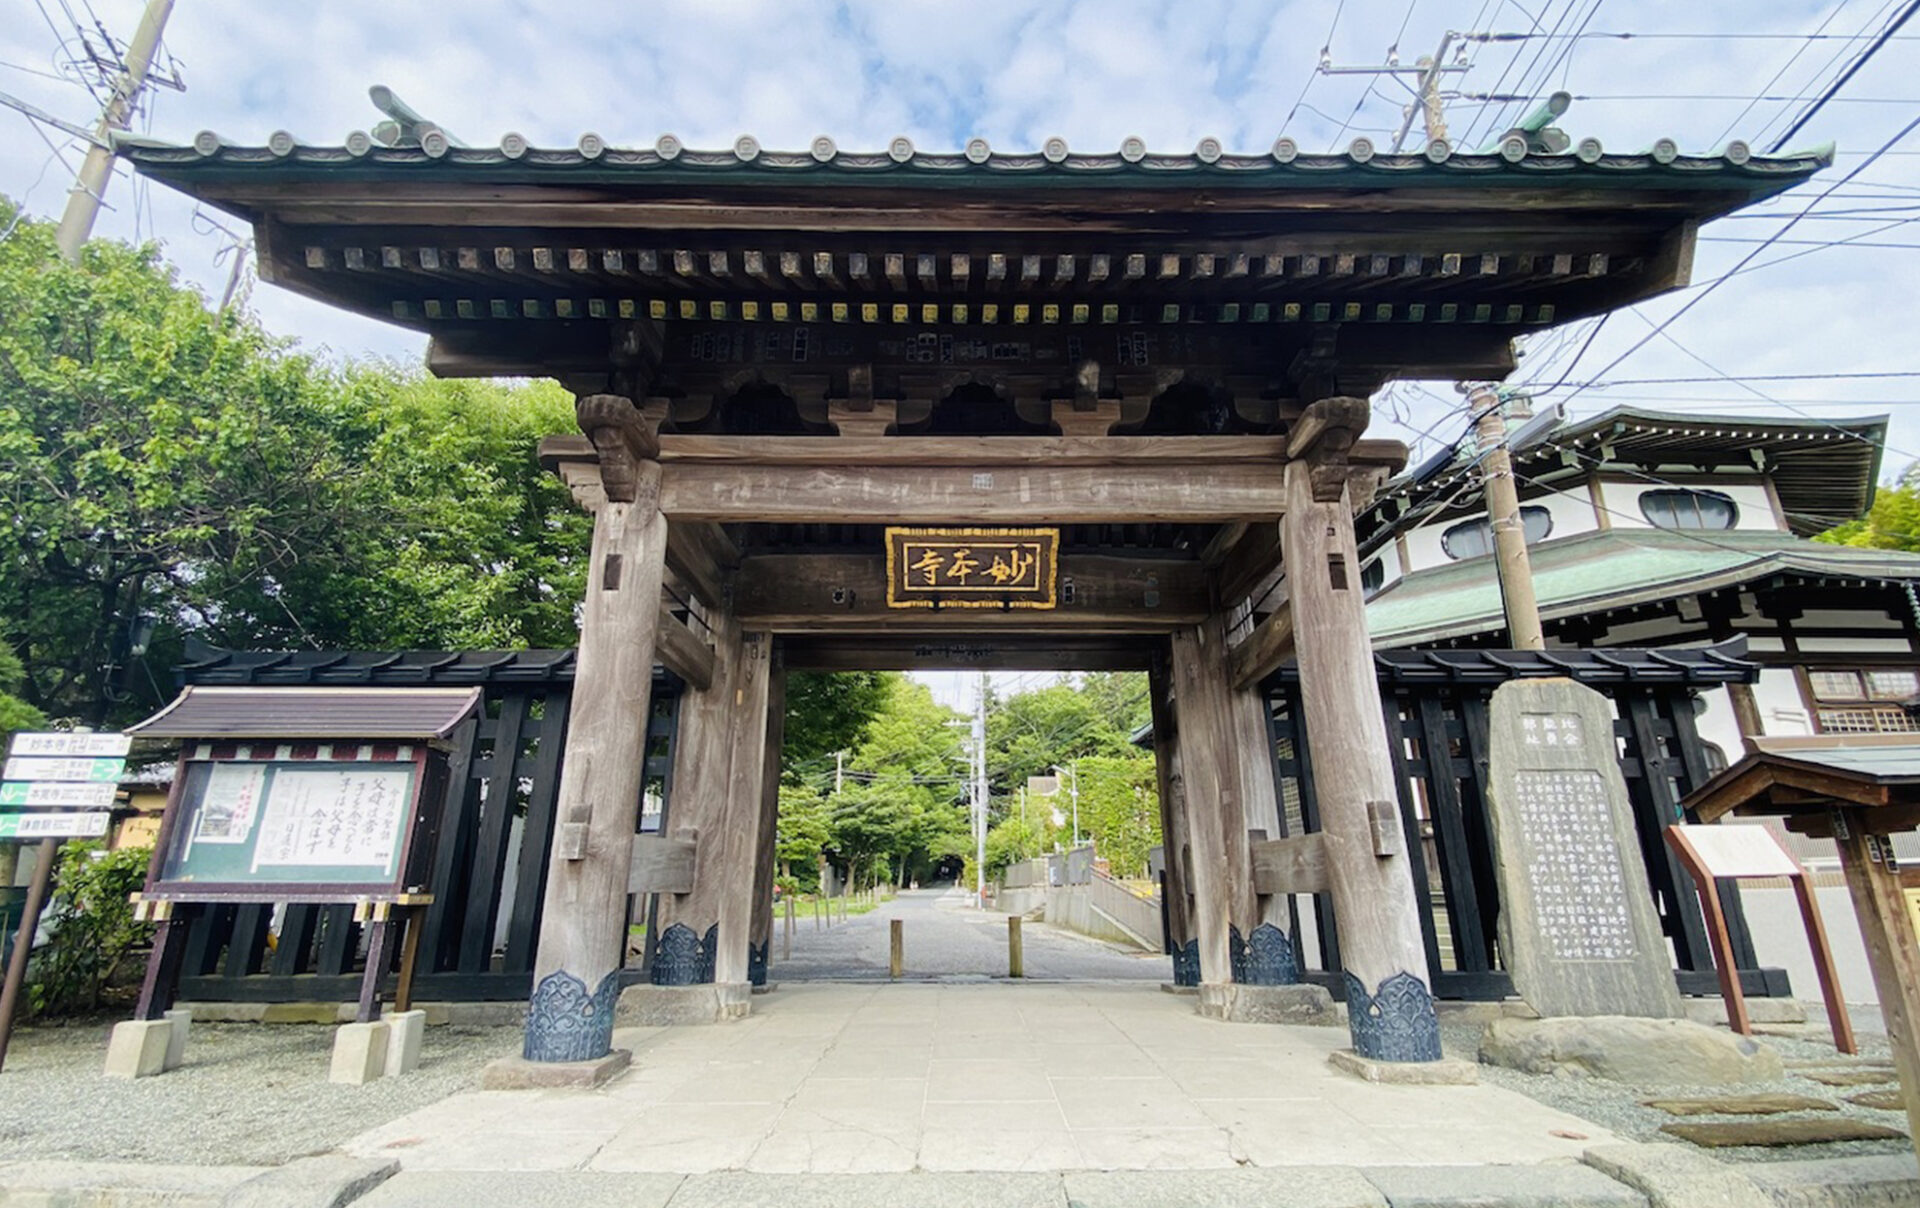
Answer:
[1363,1163,1647,1207]
[220,1155,399,1208]
[0,1160,267,1207]
[1583,1143,1771,1208]
[1739,1153,1920,1208]
[1062,1167,1385,1207]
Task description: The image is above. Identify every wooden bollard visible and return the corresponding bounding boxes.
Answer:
[889,918,904,979]
[1008,915,1024,979]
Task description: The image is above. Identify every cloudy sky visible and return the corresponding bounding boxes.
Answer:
[3,0,1916,710]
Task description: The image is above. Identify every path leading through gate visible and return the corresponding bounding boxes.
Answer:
[771,886,1161,983]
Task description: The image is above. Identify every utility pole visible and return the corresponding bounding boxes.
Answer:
[1464,383,1545,650]
[1322,31,1468,152]
[54,0,177,261]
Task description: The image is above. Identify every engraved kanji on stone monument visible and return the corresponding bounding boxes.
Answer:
[1487,679,1685,1019]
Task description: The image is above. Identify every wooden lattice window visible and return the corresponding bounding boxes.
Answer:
[1810,667,1920,733]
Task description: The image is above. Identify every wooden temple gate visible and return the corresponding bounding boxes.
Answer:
[125,123,1825,1068]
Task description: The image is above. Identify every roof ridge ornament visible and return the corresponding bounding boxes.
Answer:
[656,133,682,160]
[888,136,914,163]
[965,137,991,164]
[1042,136,1069,163]
[1120,136,1147,163]
[811,136,837,163]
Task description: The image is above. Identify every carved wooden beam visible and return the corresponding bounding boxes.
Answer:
[1287,395,1371,503]
[576,393,660,503]
[654,605,715,691]
[1228,602,1294,691]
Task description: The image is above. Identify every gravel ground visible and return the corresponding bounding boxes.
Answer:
[0,1019,521,1165]
[772,885,1165,982]
[1439,1003,1914,1166]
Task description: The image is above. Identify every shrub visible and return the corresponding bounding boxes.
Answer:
[27,843,154,1017]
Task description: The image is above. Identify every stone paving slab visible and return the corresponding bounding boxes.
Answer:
[1062,1168,1386,1207]
[353,1171,687,1208]
[1739,1153,1920,1208]
[1796,1070,1898,1088]
[1582,1143,1767,1208]
[664,1171,1068,1207]
[0,1160,266,1207]
[1641,1095,1837,1117]
[1362,1163,1647,1208]
[1844,1090,1907,1112]
[1659,1119,1908,1148]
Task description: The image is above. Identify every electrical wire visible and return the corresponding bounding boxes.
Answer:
[1769,0,1920,151]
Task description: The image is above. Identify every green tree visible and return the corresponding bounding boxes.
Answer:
[820,677,970,886]
[1072,754,1161,877]
[0,638,45,744]
[1818,465,1920,553]
[985,679,1142,800]
[782,671,892,775]
[775,782,831,890]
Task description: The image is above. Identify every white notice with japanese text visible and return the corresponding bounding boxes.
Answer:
[251,767,410,872]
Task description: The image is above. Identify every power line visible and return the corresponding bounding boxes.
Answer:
[1769,0,1920,151]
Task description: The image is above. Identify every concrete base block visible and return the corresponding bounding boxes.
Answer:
[1583,1142,1766,1208]
[163,1007,191,1071]
[1685,996,1809,1027]
[751,982,779,995]
[264,1002,344,1024]
[1195,982,1342,1026]
[481,1047,631,1090]
[224,1154,400,1208]
[1742,1153,1920,1208]
[1435,999,1540,1025]
[1482,1015,1783,1085]
[329,1021,390,1085]
[1158,982,1198,996]
[103,1018,173,1079]
[1329,1049,1480,1085]
[616,982,752,1026]
[384,1009,425,1076]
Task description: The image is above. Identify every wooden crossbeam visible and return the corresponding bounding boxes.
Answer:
[655,606,715,691]
[1228,602,1294,691]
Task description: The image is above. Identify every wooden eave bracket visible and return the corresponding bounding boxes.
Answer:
[1287,395,1372,503]
[576,393,661,503]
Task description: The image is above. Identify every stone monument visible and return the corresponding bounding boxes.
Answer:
[1485,678,1685,1020]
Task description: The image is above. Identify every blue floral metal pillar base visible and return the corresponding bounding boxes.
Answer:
[1231,923,1302,986]
[650,923,719,985]
[1344,970,1443,1062]
[524,969,623,1062]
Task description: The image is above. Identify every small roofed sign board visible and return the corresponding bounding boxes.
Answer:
[128,686,479,904]
[885,527,1058,609]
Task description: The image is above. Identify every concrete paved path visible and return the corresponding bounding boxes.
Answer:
[342,982,1616,1174]
[771,885,1165,982]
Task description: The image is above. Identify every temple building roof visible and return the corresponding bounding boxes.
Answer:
[119,128,1830,427]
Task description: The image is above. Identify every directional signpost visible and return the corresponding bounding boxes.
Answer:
[0,730,128,1071]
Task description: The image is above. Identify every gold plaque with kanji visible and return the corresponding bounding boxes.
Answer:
[885,528,1059,609]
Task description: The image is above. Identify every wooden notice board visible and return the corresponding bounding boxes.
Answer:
[145,750,441,904]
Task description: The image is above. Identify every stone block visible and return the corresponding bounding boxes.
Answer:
[1583,1142,1769,1208]
[481,1047,631,1090]
[353,1171,686,1208]
[1159,981,1198,996]
[1328,1049,1479,1084]
[1740,1153,1920,1208]
[1194,982,1341,1025]
[666,1172,1066,1208]
[222,1155,399,1208]
[1642,1093,1835,1117]
[616,982,751,1025]
[103,1018,173,1079]
[1065,1168,1386,1207]
[1481,1016,1783,1085]
[329,1021,390,1085]
[177,1000,267,1023]
[0,1161,264,1206]
[164,1007,191,1070]
[1362,1163,1645,1208]
[384,1009,425,1076]
[1685,997,1808,1027]
[439,1000,526,1027]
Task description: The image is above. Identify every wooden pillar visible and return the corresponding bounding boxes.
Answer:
[1282,455,1442,1062]
[747,652,787,987]
[523,457,668,1063]
[1832,815,1920,1150]
[1230,684,1300,983]
[652,616,773,990]
[1149,651,1198,984]
[1168,613,1259,993]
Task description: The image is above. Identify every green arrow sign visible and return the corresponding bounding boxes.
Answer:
[0,811,109,839]
[0,782,118,807]
[0,756,125,783]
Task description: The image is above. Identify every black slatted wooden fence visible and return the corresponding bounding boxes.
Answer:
[1265,641,1788,1001]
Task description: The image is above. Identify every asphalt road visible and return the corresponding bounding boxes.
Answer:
[770,885,1166,982]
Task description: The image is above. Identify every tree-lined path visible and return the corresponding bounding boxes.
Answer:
[772,887,1163,983]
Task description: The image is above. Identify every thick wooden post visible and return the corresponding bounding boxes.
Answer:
[747,654,787,987]
[652,615,772,993]
[1168,614,1258,996]
[1149,651,1197,983]
[1833,816,1920,1152]
[1230,685,1300,983]
[1282,455,1442,1062]
[523,460,667,1063]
